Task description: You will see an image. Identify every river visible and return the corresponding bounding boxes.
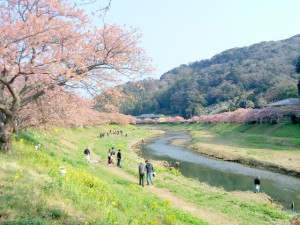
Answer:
[141,131,300,211]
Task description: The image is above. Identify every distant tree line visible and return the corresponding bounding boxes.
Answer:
[104,35,300,118]
[136,106,300,125]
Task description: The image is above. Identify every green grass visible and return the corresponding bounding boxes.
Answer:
[154,174,290,225]
[0,124,295,225]
[0,125,208,225]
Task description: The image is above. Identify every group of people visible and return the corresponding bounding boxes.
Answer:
[83,146,122,167]
[99,129,128,139]
[85,146,261,194]
[99,133,107,138]
[84,145,156,187]
[110,129,124,135]
[138,160,155,187]
[108,147,122,167]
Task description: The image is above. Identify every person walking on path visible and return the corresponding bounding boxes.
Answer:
[145,160,154,185]
[84,147,90,162]
[111,147,116,156]
[117,149,122,167]
[138,162,145,187]
[110,153,115,164]
[254,176,261,193]
[107,149,111,164]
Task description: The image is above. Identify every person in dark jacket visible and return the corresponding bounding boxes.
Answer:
[254,176,261,193]
[84,148,90,161]
[107,149,111,164]
[145,160,154,185]
[138,162,145,187]
[117,149,122,167]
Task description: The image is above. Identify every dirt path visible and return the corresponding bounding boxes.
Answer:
[97,162,238,225]
[87,142,238,225]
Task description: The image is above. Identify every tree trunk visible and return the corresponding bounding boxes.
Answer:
[0,117,14,154]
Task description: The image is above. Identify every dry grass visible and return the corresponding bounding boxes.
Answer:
[184,123,300,174]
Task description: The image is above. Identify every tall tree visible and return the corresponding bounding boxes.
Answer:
[0,0,151,153]
[296,56,300,74]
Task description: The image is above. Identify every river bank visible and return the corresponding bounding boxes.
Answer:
[138,123,300,179]
[140,130,300,212]
[132,129,165,157]
[189,144,300,178]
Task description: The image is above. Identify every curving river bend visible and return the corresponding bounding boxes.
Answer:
[141,131,300,211]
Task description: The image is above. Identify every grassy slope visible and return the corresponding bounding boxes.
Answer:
[0,124,296,225]
[0,125,206,225]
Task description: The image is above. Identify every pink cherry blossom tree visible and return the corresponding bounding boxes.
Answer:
[18,87,137,129]
[167,116,186,124]
[0,0,152,153]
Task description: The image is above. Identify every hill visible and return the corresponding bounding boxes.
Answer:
[118,34,300,117]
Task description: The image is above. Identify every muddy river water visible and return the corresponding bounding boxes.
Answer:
[141,131,300,211]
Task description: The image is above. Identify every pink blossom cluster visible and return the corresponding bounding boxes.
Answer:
[136,106,300,125]
[191,106,300,124]
[19,90,136,129]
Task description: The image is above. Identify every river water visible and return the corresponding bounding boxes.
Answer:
[141,131,300,211]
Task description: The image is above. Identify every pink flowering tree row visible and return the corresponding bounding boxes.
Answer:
[136,106,300,125]
[0,0,152,153]
[19,90,137,130]
[190,107,300,124]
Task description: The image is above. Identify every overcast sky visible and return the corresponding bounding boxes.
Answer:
[102,0,300,79]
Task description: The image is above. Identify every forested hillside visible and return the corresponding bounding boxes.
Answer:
[117,34,300,118]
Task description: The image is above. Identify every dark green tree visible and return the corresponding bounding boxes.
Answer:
[296,56,300,74]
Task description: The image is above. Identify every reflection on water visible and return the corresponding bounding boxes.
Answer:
[141,132,300,211]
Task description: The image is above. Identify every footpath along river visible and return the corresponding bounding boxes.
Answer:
[141,131,300,212]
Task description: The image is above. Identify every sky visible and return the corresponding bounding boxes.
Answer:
[101,0,300,79]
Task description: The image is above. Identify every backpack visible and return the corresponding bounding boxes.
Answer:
[139,164,145,174]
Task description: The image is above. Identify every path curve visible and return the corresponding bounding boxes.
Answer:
[87,143,239,225]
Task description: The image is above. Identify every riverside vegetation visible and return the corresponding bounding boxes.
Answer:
[0,124,298,224]
[143,122,300,176]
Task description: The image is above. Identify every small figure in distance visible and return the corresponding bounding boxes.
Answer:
[117,149,122,167]
[111,147,116,155]
[110,151,115,164]
[84,147,90,162]
[107,149,111,164]
[59,166,66,175]
[138,162,145,187]
[254,176,261,193]
[145,160,154,185]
